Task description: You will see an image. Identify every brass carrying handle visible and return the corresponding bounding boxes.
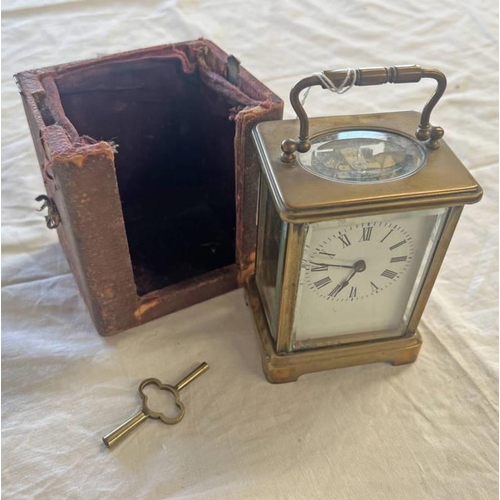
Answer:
[281,65,447,163]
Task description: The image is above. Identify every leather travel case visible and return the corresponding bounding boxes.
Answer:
[15,39,283,335]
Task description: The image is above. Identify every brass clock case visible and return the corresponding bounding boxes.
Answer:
[248,66,482,383]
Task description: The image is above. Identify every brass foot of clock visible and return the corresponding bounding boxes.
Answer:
[246,275,422,384]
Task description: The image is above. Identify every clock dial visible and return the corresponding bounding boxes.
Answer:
[304,222,414,302]
[292,208,449,348]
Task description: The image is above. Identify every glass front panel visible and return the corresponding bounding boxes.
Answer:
[255,183,288,340]
[291,207,449,349]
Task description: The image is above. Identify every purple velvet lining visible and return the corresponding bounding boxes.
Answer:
[56,57,237,295]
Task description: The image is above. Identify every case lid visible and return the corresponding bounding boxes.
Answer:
[253,111,483,223]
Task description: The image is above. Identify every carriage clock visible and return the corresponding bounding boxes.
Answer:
[247,65,482,383]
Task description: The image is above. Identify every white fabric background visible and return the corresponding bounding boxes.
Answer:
[2,1,498,499]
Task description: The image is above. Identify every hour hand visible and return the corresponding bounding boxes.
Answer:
[328,261,366,297]
[329,281,348,297]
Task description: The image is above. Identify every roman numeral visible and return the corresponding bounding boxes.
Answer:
[389,240,407,251]
[360,227,372,241]
[349,286,357,298]
[380,229,394,243]
[311,264,328,272]
[338,234,351,248]
[390,255,408,263]
[318,250,336,258]
[370,281,380,292]
[314,276,332,289]
[381,269,398,279]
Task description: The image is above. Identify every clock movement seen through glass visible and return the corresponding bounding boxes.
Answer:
[297,129,428,184]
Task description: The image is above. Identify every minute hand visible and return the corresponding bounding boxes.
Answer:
[309,262,355,269]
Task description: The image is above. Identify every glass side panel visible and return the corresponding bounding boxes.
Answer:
[297,129,427,184]
[291,207,449,349]
[255,183,288,340]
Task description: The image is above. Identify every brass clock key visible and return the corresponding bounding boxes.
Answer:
[103,362,209,449]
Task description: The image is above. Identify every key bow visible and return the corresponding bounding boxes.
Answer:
[139,378,185,425]
[103,362,209,448]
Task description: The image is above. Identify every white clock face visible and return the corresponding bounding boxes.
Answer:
[304,221,414,302]
[292,208,448,348]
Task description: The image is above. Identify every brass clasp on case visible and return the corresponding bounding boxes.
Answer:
[36,194,60,229]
